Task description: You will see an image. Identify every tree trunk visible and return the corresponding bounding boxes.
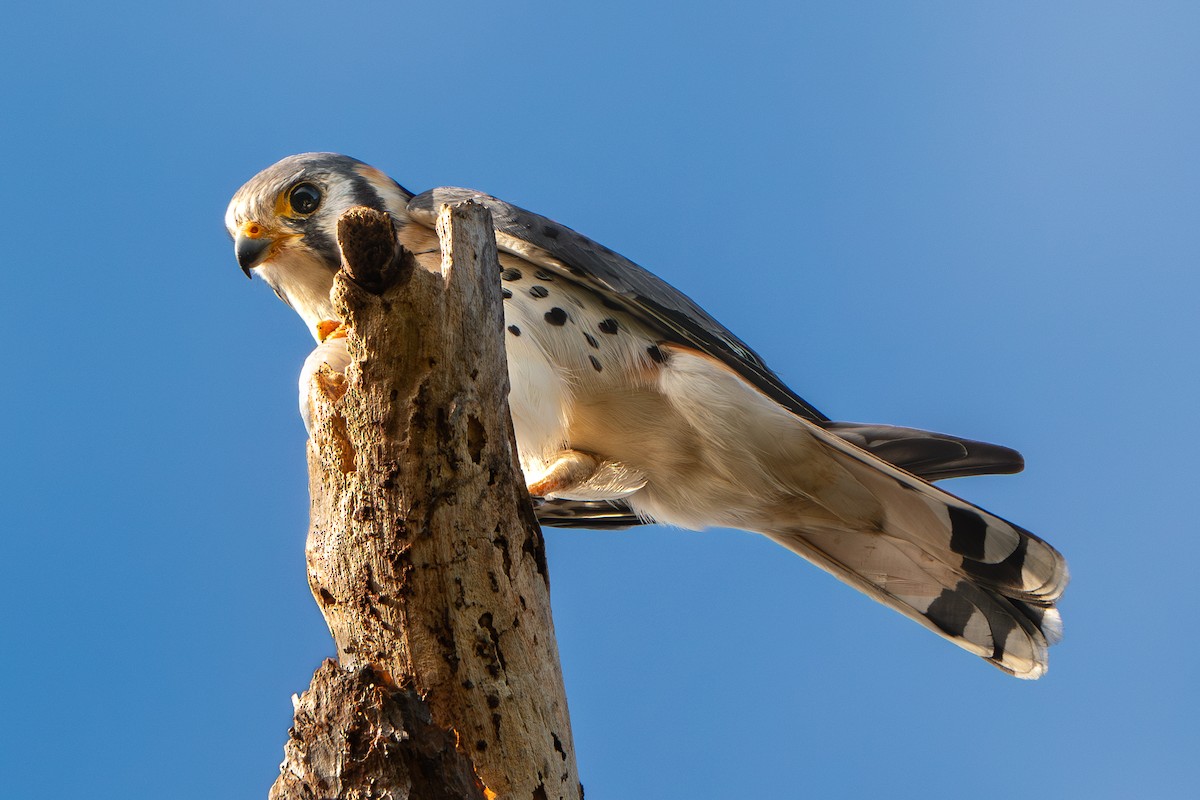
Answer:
[270,203,581,800]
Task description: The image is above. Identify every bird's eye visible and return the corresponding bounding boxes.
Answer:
[288,183,322,215]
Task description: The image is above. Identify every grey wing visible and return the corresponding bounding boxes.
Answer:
[534,423,1024,529]
[407,187,828,422]
[406,190,1026,529]
[819,422,1025,481]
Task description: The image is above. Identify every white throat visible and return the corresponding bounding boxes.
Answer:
[256,251,338,340]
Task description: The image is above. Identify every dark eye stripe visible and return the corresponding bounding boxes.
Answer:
[349,174,385,211]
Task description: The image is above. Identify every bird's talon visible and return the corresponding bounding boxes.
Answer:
[315,320,348,342]
[527,450,601,498]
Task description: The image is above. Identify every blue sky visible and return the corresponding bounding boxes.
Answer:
[3,2,1197,797]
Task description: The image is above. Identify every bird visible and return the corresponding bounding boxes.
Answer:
[226,152,1068,679]
[298,320,350,434]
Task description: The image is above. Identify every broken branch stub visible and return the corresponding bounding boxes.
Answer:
[335,206,412,293]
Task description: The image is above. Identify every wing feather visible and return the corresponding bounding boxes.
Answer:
[407,188,828,422]
[761,524,1054,678]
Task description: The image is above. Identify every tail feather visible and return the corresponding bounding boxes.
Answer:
[760,524,1056,678]
[646,346,1067,677]
[812,430,1068,604]
[756,425,1067,678]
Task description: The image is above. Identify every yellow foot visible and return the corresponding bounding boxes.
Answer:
[527,450,602,498]
[315,319,348,342]
[527,450,647,500]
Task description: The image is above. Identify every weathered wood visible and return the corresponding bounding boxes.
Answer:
[273,203,580,799]
[271,661,487,800]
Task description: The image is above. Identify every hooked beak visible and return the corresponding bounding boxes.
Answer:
[235,222,273,278]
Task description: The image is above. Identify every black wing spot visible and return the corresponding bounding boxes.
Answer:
[986,602,1021,664]
[600,297,625,312]
[646,345,665,363]
[589,355,603,372]
[544,307,568,326]
[501,268,522,281]
[501,288,512,300]
[584,333,599,349]
[925,586,977,638]
[948,506,988,561]
[530,286,549,299]
[598,318,619,335]
[507,325,521,336]
[534,269,555,281]
[963,536,1029,591]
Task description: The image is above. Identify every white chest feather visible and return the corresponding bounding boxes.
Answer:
[493,253,663,479]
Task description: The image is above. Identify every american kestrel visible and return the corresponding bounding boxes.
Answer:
[227,153,1068,678]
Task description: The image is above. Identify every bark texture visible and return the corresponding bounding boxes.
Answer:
[271,661,487,800]
[272,203,580,799]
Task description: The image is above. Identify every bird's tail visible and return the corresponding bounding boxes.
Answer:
[756,429,1068,679]
[644,345,1067,676]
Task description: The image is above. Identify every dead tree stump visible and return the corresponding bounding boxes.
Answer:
[270,202,580,800]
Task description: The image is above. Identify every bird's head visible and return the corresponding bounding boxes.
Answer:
[225,152,413,332]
